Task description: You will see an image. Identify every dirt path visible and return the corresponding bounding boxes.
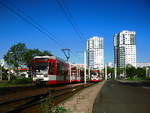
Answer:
[59,81,105,113]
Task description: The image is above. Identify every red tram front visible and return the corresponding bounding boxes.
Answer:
[32,56,84,85]
[90,70,103,82]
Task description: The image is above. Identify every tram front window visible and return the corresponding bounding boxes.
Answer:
[35,62,48,75]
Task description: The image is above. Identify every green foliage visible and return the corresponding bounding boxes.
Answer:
[106,64,150,80]
[0,66,8,80]
[54,106,68,113]
[108,77,115,80]
[24,49,41,67]
[136,68,146,78]
[12,78,32,84]
[41,90,68,113]
[126,65,136,78]
[0,66,17,80]
[24,49,53,68]
[117,68,124,75]
[107,67,114,74]
[0,82,12,87]
[107,67,115,79]
[41,97,52,113]
[0,77,32,87]
[127,77,150,81]
[42,50,53,56]
[125,64,149,79]
[4,42,53,69]
[4,43,28,68]
[41,90,54,113]
[9,74,17,81]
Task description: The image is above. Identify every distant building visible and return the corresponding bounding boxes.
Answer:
[87,36,104,70]
[114,30,136,68]
[107,62,114,68]
[73,64,85,69]
[18,64,29,71]
[137,63,150,68]
[0,59,8,69]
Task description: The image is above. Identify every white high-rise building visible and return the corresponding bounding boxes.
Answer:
[114,30,136,68]
[87,36,104,70]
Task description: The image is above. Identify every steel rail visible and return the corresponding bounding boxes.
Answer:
[0,83,95,113]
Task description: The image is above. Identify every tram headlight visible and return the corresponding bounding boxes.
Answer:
[44,74,48,77]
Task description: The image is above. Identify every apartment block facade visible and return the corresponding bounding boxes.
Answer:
[114,30,136,68]
[87,36,104,70]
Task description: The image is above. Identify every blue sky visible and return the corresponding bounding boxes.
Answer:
[0,0,150,64]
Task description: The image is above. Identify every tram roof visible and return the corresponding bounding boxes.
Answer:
[33,56,69,64]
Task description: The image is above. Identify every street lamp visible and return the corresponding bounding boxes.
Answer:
[8,52,13,81]
[0,59,5,80]
[114,64,117,79]
[76,51,87,84]
[105,64,107,80]
[84,51,86,84]
[0,62,2,80]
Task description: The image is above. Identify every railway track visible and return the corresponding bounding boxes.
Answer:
[0,83,95,113]
[0,85,38,95]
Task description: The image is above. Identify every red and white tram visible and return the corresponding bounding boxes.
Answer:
[90,70,103,82]
[32,56,84,85]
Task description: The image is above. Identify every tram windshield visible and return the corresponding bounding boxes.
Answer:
[91,72,98,77]
[34,62,48,75]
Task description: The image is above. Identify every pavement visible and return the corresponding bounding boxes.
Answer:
[92,80,150,113]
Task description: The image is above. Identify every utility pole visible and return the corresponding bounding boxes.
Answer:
[105,64,107,80]
[77,65,78,78]
[61,48,70,61]
[8,58,11,81]
[88,66,90,80]
[69,63,72,82]
[125,65,127,78]
[78,66,80,80]
[146,67,149,78]
[114,64,117,79]
[0,62,2,80]
[84,51,86,84]
[149,68,150,78]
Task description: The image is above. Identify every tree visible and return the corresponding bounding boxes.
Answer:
[41,50,53,56]
[4,43,27,69]
[126,64,136,78]
[24,49,41,66]
[136,67,146,78]
[24,49,53,77]
[4,43,53,77]
[0,66,9,80]
[24,49,53,68]
[107,67,114,78]
[117,68,124,75]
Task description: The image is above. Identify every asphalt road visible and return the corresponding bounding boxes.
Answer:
[93,80,150,113]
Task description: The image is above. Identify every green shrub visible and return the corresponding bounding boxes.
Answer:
[54,106,68,113]
[127,77,150,81]
[13,78,32,84]
[41,90,68,113]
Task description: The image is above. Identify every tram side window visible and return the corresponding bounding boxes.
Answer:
[49,63,54,74]
[64,70,68,76]
[57,63,62,75]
